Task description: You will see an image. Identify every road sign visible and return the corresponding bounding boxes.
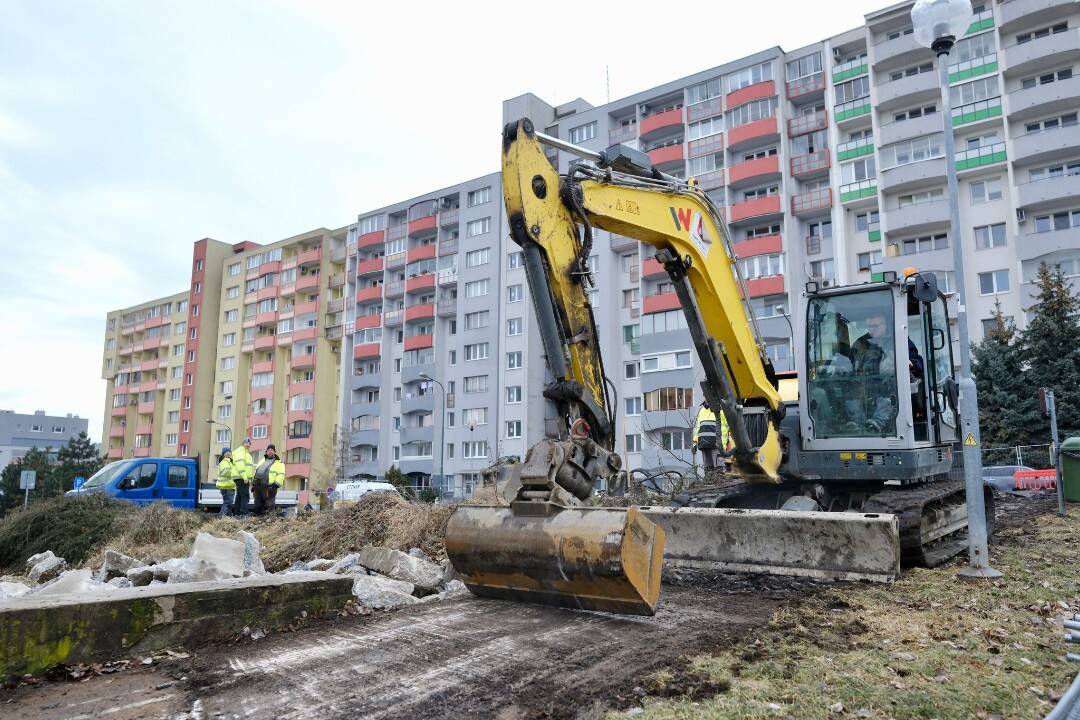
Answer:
[73,476,86,491]
[19,470,36,490]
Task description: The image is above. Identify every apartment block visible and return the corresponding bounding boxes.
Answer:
[0,410,89,470]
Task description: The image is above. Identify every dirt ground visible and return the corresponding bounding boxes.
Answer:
[2,492,1075,720]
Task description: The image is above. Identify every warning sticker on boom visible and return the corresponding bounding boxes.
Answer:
[964,433,977,447]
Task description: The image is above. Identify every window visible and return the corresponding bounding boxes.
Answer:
[641,309,688,335]
[888,62,933,82]
[742,185,779,201]
[1029,161,1080,183]
[507,284,524,302]
[889,233,948,257]
[1016,22,1068,45]
[507,251,523,269]
[448,350,457,365]
[166,433,178,446]
[686,77,721,104]
[978,269,1010,295]
[221,309,238,324]
[898,188,944,208]
[625,397,642,416]
[507,317,522,336]
[171,366,183,379]
[1033,209,1080,234]
[183,396,191,409]
[726,61,772,92]
[622,288,640,308]
[624,362,639,379]
[892,104,936,123]
[248,424,267,439]
[970,177,1002,204]
[505,420,522,439]
[886,26,913,40]
[464,310,490,329]
[465,279,489,298]
[214,428,230,444]
[251,372,273,388]
[953,31,995,64]
[464,407,489,426]
[466,218,491,237]
[1021,68,1072,90]
[463,440,489,459]
[949,76,998,106]
[809,259,834,280]
[880,134,944,169]
[464,342,489,361]
[660,431,692,452]
[641,350,692,373]
[568,121,597,144]
[219,380,235,394]
[687,116,723,140]
[168,388,180,401]
[219,356,235,371]
[1026,113,1078,135]
[687,152,724,175]
[467,187,491,207]
[739,253,784,280]
[857,251,883,272]
[464,375,488,393]
[465,248,489,267]
[507,351,523,369]
[786,53,822,81]
[745,223,782,239]
[841,157,876,184]
[974,223,1007,250]
[625,434,643,453]
[643,387,693,411]
[228,262,241,276]
[728,97,777,127]
[834,76,870,104]
[359,214,383,234]
[174,321,186,336]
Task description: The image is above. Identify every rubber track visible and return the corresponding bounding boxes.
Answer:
[862,479,968,567]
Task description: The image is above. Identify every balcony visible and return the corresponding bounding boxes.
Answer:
[999,0,1075,33]
[384,281,404,298]
[787,110,827,137]
[356,285,383,303]
[325,325,343,340]
[686,96,722,123]
[1003,30,1080,79]
[785,72,825,102]
[695,169,725,191]
[875,71,937,110]
[255,311,277,326]
[1011,126,1080,167]
[405,274,436,293]
[1016,174,1080,211]
[351,428,379,447]
[437,299,457,317]
[354,343,380,360]
[249,334,272,351]
[438,239,458,256]
[384,309,403,327]
[687,133,723,157]
[726,80,775,109]
[732,233,782,259]
[407,244,437,263]
[331,244,347,263]
[839,179,877,204]
[387,224,407,241]
[609,122,637,144]
[647,143,684,167]
[327,297,345,314]
[405,303,435,322]
[643,292,680,314]
[134,422,153,436]
[884,199,950,237]
[400,426,434,444]
[1007,75,1080,122]
[403,334,434,352]
[253,359,274,374]
[610,234,638,252]
[297,247,322,266]
[355,314,382,330]
[437,268,458,286]
[642,257,666,279]
[285,462,311,478]
[955,142,1006,172]
[250,385,274,402]
[289,380,316,398]
[727,117,778,149]
[743,275,785,298]
[351,370,381,391]
[832,58,867,84]
[952,96,1002,129]
[728,155,780,186]
[400,392,434,415]
[296,274,320,292]
[136,402,154,416]
[329,272,345,288]
[873,33,925,69]
[878,112,943,147]
[109,424,125,438]
[880,156,946,194]
[790,188,833,217]
[385,251,406,270]
[440,208,459,227]
[789,149,830,179]
[133,447,151,458]
[834,98,871,124]
[1017,226,1080,262]
[401,362,434,385]
[107,446,124,459]
[290,352,316,369]
[256,285,279,302]
[356,257,384,275]
[408,214,438,236]
[729,195,782,223]
[639,107,684,137]
[294,299,319,317]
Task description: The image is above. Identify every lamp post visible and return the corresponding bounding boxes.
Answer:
[776,304,795,372]
[419,373,446,497]
[911,0,1000,579]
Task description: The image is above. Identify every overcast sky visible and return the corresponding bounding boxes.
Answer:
[0,0,883,442]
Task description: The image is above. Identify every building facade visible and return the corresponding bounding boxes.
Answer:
[0,410,89,470]
[104,0,1080,493]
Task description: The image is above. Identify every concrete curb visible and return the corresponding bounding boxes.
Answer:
[0,571,354,678]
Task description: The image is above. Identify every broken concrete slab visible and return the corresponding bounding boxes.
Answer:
[126,566,155,586]
[100,550,145,581]
[357,547,443,591]
[328,553,363,574]
[350,574,418,610]
[27,553,67,583]
[0,571,354,678]
[0,581,31,599]
[307,558,334,572]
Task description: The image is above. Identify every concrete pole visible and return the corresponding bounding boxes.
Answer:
[1046,389,1066,516]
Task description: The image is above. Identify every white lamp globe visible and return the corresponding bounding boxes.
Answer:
[911,0,974,49]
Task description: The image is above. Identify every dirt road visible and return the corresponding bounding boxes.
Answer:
[3,573,820,720]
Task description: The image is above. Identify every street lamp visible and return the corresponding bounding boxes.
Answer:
[911,0,1000,579]
[419,373,445,497]
[776,304,795,372]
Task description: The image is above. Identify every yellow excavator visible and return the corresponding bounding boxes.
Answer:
[445,118,989,616]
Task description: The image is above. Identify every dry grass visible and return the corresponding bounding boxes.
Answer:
[619,507,1080,720]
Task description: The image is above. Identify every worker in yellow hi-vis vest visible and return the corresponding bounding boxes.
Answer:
[692,403,731,470]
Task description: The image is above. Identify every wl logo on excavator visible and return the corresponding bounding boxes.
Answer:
[669,207,712,258]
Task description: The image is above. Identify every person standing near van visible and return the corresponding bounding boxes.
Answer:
[252,444,286,516]
[216,448,238,517]
[231,437,256,516]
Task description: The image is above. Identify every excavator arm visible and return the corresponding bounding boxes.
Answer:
[501,117,785,483]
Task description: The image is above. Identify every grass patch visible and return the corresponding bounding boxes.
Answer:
[622,510,1080,720]
[0,495,138,569]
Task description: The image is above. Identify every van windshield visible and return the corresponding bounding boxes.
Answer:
[82,461,130,489]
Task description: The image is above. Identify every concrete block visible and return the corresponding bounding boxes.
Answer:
[0,572,354,679]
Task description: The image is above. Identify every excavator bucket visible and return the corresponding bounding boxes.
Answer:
[445,505,666,616]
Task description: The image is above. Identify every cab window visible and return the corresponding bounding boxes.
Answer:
[123,463,158,490]
[167,465,189,488]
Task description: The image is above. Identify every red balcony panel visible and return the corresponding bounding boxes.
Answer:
[647,144,684,166]
[109,425,125,438]
[744,275,786,298]
[107,447,124,459]
[408,215,437,235]
[135,423,153,436]
[253,359,274,374]
[404,303,435,322]
[248,412,273,428]
[729,195,782,223]
[728,155,780,185]
[726,80,775,109]
[403,335,434,352]
[289,380,316,397]
[354,342,380,359]
[357,229,386,249]
[292,326,318,342]
[133,447,151,458]
[297,248,322,266]
[255,311,277,326]
[121,325,135,336]
[111,405,128,417]
[287,435,313,451]
[790,149,831,177]
[254,334,276,350]
[643,292,681,314]
[248,437,270,454]
[257,285,279,301]
[733,234,783,259]
[286,462,311,478]
[143,337,161,350]
[640,107,684,136]
[405,274,435,293]
[250,385,274,401]
[787,110,828,137]
[139,380,157,393]
[356,257,384,274]
[291,353,316,369]
[144,315,163,330]
[132,343,144,353]
[287,409,314,424]
[137,401,155,415]
[642,257,667,278]
[294,300,319,316]
[140,359,158,372]
[134,321,147,332]
[727,117,778,148]
[407,244,437,263]
[356,285,383,303]
[355,314,382,330]
[296,274,320,291]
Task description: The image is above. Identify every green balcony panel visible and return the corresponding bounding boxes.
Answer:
[832,64,868,84]
[952,104,1002,126]
[955,150,1006,171]
[949,61,997,83]
[835,104,871,122]
[840,185,877,202]
[838,143,875,161]
[868,229,881,243]
[966,17,993,35]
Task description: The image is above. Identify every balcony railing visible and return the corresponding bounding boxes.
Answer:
[324,325,343,340]
[839,179,877,202]
[790,149,830,177]
[609,123,637,143]
[834,97,871,122]
[686,96,723,123]
[326,297,345,313]
[836,136,874,161]
[329,272,345,288]
[438,239,458,256]
[695,169,725,191]
[832,58,868,84]
[951,96,1002,126]
[791,188,833,215]
[785,72,825,99]
[384,309,403,326]
[955,142,1006,171]
[387,224,407,241]
[787,110,828,137]
[440,208,459,226]
[385,252,406,269]
[947,52,997,84]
